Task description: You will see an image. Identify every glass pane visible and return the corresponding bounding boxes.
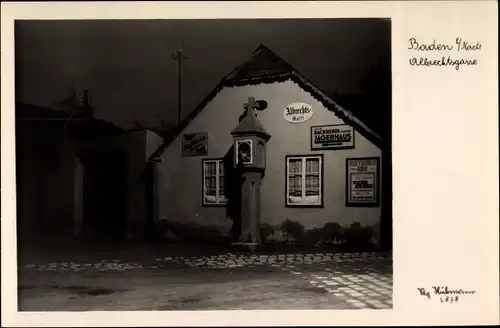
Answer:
[289,175,302,197]
[306,175,320,196]
[306,158,319,174]
[288,159,302,175]
[205,162,216,176]
[206,177,216,196]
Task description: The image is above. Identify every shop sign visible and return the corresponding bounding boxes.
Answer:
[284,102,313,123]
[311,124,354,150]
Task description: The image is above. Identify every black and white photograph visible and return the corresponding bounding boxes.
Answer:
[13,18,393,311]
[2,1,499,326]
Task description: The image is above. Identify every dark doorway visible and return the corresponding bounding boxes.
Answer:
[82,150,128,242]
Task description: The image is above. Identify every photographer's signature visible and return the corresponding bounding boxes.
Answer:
[417,286,476,303]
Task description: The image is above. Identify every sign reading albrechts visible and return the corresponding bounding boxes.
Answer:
[284,102,313,123]
[311,124,354,150]
[346,157,380,207]
[182,132,208,157]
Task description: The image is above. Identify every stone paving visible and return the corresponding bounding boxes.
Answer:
[21,252,392,310]
[23,252,390,271]
[277,262,392,309]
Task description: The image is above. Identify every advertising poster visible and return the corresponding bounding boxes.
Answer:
[346,157,380,206]
[182,132,208,157]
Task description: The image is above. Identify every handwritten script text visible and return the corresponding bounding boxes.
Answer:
[417,286,476,304]
[408,37,482,70]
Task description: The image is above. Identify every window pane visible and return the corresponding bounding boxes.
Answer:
[306,158,319,174]
[206,177,216,195]
[289,175,302,197]
[306,175,320,196]
[205,162,216,176]
[218,179,226,202]
[289,159,302,174]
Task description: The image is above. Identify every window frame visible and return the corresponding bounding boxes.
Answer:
[201,158,228,207]
[285,154,324,208]
[235,139,253,165]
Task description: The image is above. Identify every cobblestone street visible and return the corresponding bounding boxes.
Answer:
[18,251,392,311]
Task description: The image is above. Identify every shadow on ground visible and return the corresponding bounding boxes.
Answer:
[18,267,356,311]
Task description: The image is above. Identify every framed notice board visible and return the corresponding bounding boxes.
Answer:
[346,157,380,207]
[182,132,208,157]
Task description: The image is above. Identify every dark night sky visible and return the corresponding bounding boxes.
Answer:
[15,19,391,129]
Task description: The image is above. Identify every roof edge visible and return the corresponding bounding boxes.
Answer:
[290,71,383,142]
[148,45,387,161]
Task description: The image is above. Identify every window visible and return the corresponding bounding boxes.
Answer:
[202,159,227,205]
[286,155,323,207]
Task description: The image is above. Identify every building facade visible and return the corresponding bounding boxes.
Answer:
[151,45,391,250]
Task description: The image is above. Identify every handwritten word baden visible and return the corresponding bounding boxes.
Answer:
[408,37,482,70]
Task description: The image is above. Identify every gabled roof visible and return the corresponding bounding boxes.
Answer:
[148,45,385,162]
[225,45,295,82]
[231,108,271,139]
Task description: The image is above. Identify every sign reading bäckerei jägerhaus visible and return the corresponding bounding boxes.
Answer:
[311,124,354,150]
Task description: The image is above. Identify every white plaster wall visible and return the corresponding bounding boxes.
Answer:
[145,129,164,161]
[157,80,382,232]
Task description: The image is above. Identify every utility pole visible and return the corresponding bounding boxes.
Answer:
[172,48,188,126]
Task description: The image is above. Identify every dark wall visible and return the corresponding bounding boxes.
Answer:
[15,104,133,247]
[76,129,150,242]
[81,151,128,242]
[16,118,76,244]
